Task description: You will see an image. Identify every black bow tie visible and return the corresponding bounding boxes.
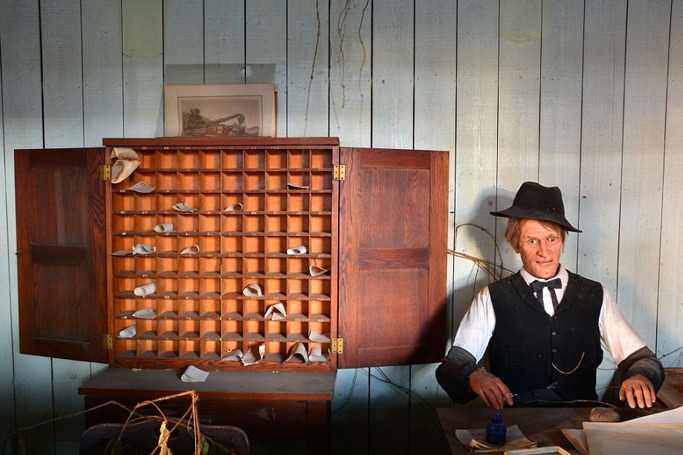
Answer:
[530,278,562,309]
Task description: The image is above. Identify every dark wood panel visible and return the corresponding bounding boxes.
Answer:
[359,247,430,268]
[338,147,448,368]
[15,147,108,363]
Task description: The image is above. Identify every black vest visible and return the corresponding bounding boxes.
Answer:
[488,271,603,400]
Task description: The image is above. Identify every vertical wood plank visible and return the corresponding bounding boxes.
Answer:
[369,366,411,453]
[412,0,457,440]
[452,0,501,342]
[538,0,584,269]
[287,0,330,137]
[332,368,370,454]
[122,0,164,137]
[328,4,373,447]
[579,0,627,398]
[331,2,376,450]
[39,4,94,452]
[327,31,376,455]
[0,4,13,445]
[618,1,670,345]
[0,0,54,452]
[245,0,287,135]
[82,0,124,145]
[41,0,84,147]
[0,0,44,151]
[578,0,626,320]
[204,0,246,84]
[496,0,543,265]
[81,0,121,407]
[659,0,683,370]
[371,0,414,148]
[408,364,451,453]
[367,2,414,451]
[329,0,372,146]
[164,0,205,85]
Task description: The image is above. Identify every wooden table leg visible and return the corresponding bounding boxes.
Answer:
[306,400,331,453]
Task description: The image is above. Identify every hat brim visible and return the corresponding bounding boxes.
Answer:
[490,207,582,232]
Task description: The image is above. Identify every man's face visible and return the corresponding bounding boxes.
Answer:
[514,219,563,279]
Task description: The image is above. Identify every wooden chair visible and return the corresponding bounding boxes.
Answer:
[79,419,251,454]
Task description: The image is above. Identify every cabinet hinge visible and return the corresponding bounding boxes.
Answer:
[103,334,113,351]
[100,164,111,181]
[331,337,344,354]
[333,164,346,181]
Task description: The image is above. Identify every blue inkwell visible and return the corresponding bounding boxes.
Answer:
[485,412,507,446]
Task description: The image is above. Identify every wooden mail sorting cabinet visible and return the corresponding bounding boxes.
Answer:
[110,140,335,371]
[15,137,448,373]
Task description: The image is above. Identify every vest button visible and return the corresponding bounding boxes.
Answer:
[552,331,557,336]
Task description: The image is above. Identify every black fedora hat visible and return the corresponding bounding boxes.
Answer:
[490,181,581,232]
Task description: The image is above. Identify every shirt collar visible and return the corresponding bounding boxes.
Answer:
[520,265,568,287]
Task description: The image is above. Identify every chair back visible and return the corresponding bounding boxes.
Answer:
[79,419,250,454]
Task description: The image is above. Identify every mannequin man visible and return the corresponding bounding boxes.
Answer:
[436,182,664,409]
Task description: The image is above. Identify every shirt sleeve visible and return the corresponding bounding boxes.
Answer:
[434,287,496,404]
[452,286,496,362]
[435,345,480,403]
[599,288,665,391]
[599,287,647,364]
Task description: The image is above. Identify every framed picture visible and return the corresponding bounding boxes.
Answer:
[164,84,276,137]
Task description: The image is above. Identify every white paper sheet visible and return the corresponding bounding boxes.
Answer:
[181,365,209,382]
[583,407,683,455]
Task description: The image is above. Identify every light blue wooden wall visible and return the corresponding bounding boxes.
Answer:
[1,1,682,454]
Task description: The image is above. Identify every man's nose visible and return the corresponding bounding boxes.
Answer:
[537,241,549,255]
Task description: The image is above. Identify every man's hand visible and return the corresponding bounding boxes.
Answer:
[619,374,657,408]
[468,368,514,409]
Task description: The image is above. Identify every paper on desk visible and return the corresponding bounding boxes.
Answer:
[455,424,537,452]
[560,428,589,455]
[181,365,209,382]
[584,422,683,455]
[581,407,683,455]
[623,405,683,424]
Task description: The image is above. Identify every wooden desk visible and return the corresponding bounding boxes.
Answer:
[436,407,654,454]
[658,368,683,408]
[79,368,336,453]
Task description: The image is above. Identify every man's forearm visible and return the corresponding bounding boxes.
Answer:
[619,346,665,391]
[435,346,480,404]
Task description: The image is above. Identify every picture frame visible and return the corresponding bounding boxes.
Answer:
[164,84,276,137]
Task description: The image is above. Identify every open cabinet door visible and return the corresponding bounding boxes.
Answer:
[15,148,108,363]
[337,147,448,368]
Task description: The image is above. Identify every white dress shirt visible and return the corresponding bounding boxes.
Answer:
[453,266,647,365]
